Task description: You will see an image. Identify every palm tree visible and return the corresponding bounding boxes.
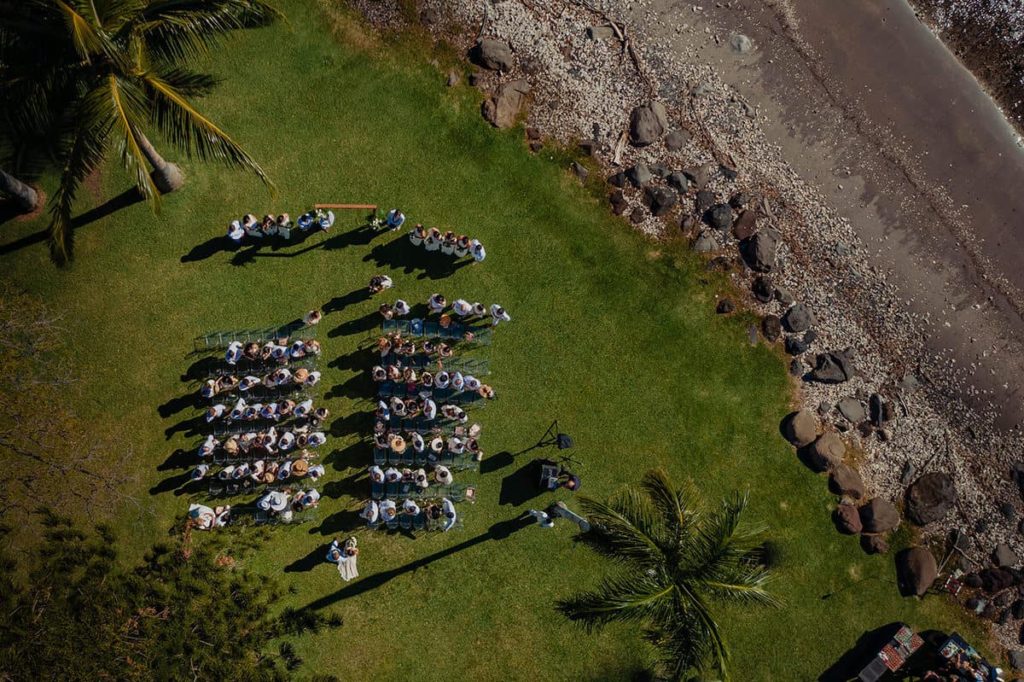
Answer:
[0,0,279,264]
[0,167,39,212]
[558,469,780,681]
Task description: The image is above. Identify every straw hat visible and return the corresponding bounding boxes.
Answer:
[292,459,309,477]
[389,434,407,453]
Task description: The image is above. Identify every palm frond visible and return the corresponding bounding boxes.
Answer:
[55,0,106,61]
[46,88,113,265]
[556,570,676,632]
[578,489,664,567]
[646,616,718,682]
[671,581,730,679]
[125,0,281,63]
[141,70,274,190]
[106,74,161,206]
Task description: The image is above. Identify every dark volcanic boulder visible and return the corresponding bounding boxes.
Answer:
[782,303,814,333]
[897,547,938,596]
[809,351,855,384]
[905,472,957,526]
[741,232,777,272]
[471,38,514,71]
[664,128,690,151]
[667,172,689,192]
[861,534,889,555]
[609,190,627,215]
[860,498,901,533]
[834,504,862,534]
[695,190,715,215]
[994,543,1019,568]
[783,410,819,447]
[627,163,653,187]
[751,276,774,303]
[707,203,733,230]
[785,336,808,356]
[644,187,677,216]
[481,80,531,128]
[716,298,734,314]
[830,464,866,500]
[732,209,757,240]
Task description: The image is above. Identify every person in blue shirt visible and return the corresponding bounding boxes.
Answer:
[386,208,406,231]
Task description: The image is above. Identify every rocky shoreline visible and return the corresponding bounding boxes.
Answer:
[909,0,1024,138]
[348,0,1024,661]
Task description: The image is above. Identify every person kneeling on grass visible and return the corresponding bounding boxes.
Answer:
[189,504,216,530]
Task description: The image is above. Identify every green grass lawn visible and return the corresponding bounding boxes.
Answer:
[0,1,981,679]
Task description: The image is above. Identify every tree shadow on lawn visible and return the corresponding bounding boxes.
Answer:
[301,514,536,608]
[0,187,143,256]
[362,236,473,281]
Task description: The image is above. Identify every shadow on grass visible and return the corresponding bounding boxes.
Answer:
[226,222,380,267]
[325,441,367,471]
[301,514,535,608]
[480,450,514,475]
[285,543,327,573]
[362,235,473,280]
[323,288,371,314]
[328,311,379,339]
[158,392,204,419]
[325,372,373,401]
[0,187,143,256]
[328,346,375,372]
[308,509,364,538]
[816,622,953,681]
[498,459,546,507]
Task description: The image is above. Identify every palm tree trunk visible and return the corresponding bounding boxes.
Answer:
[0,167,40,213]
[137,132,184,194]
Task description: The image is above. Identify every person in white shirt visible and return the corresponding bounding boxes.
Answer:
[306,432,326,447]
[414,468,429,490]
[394,299,411,317]
[428,293,446,314]
[409,224,427,246]
[360,500,380,524]
[385,209,406,231]
[384,467,402,483]
[368,275,393,294]
[269,343,288,360]
[423,398,437,420]
[198,435,219,458]
[277,431,296,451]
[464,375,481,392]
[298,488,320,509]
[424,228,441,252]
[307,464,326,481]
[449,437,465,455]
[258,490,290,512]
[294,399,314,418]
[289,340,307,358]
[326,539,343,563]
[305,371,321,387]
[225,341,244,365]
[450,372,464,392]
[441,498,457,531]
[368,465,385,483]
[470,239,486,263]
[276,460,293,480]
[191,463,210,481]
[490,304,511,327]
[376,399,391,421]
[434,371,450,390]
[206,404,226,422]
[214,505,232,528]
[238,375,260,392]
[227,220,245,243]
[189,504,216,530]
[402,498,420,516]
[260,403,278,420]
[434,465,453,486]
[229,398,246,421]
[379,499,398,521]
[452,299,473,317]
[411,432,425,452]
[303,309,322,326]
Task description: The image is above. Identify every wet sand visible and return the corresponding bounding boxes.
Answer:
[626,0,1024,432]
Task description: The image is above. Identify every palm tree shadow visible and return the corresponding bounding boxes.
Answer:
[300,514,535,609]
[0,187,143,256]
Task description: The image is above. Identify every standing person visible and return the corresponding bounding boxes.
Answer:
[338,537,359,581]
[527,508,555,528]
[368,275,393,295]
[470,239,486,263]
[490,304,511,327]
[385,208,406,231]
[303,309,322,326]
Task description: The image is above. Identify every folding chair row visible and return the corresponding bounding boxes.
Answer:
[377,384,491,407]
[370,513,465,532]
[210,451,310,465]
[378,353,490,375]
[207,356,317,380]
[370,481,471,502]
[211,416,316,438]
[193,322,315,352]
[380,319,492,345]
[211,383,312,403]
[372,447,479,471]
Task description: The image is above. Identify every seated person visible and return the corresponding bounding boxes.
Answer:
[379,303,396,320]
[424,227,442,251]
[227,220,245,243]
[294,398,314,419]
[454,235,471,258]
[441,497,457,531]
[402,498,421,516]
[385,208,406,231]
[379,499,398,521]
[449,437,465,455]
[375,399,390,421]
[198,435,219,458]
[450,372,465,392]
[422,398,438,420]
[384,466,402,483]
[304,371,321,387]
[311,406,329,425]
[277,430,296,451]
[261,214,277,237]
[278,399,296,417]
[206,404,226,422]
[289,340,308,358]
[441,231,457,255]
[559,472,581,492]
[386,365,402,381]
[191,464,210,481]
[243,342,261,361]
[420,371,434,389]
[213,505,231,528]
[411,432,426,453]
[409,223,427,246]
[260,402,278,420]
[479,384,496,399]
[307,463,326,481]
[452,299,473,317]
[414,468,429,490]
[394,299,411,317]
[225,341,244,365]
[368,465,385,483]
[257,490,291,512]
[438,313,453,329]
[295,488,320,510]
[188,504,217,530]
[243,213,261,237]
[405,398,421,418]
[237,375,260,392]
[434,371,451,389]
[434,465,453,486]
[428,293,447,314]
[360,500,380,525]
[371,365,387,382]
[438,343,454,359]
[464,375,481,392]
